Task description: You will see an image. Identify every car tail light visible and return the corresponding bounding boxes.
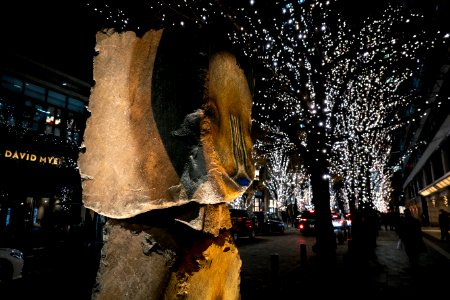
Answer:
[299,224,304,229]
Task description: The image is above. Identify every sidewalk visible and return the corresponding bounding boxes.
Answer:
[267,227,450,298]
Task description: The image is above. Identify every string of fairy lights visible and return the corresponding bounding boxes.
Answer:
[264,149,312,210]
[85,0,448,212]
[322,5,442,210]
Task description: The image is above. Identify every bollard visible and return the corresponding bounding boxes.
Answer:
[269,253,279,294]
[300,243,307,267]
[270,253,279,277]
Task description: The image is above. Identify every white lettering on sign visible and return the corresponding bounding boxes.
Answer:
[4,150,61,166]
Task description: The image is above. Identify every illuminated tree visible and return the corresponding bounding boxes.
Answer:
[226,0,445,257]
[86,0,445,258]
[265,148,310,213]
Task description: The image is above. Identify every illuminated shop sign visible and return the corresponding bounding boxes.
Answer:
[3,149,61,166]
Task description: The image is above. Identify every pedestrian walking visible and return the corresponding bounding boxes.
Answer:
[438,209,450,241]
[397,208,426,266]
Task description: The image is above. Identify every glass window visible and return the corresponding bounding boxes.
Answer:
[425,163,433,186]
[54,108,62,137]
[45,106,62,136]
[66,111,82,143]
[1,74,88,143]
[253,198,260,211]
[21,100,34,129]
[0,98,16,126]
[67,97,86,113]
[31,103,48,132]
[442,140,450,173]
[1,75,23,94]
[47,91,67,108]
[432,151,444,179]
[24,82,46,102]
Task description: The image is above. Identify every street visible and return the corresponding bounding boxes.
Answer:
[0,226,318,299]
[237,226,450,298]
[2,225,450,299]
[236,226,318,298]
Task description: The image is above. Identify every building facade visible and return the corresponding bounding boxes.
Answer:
[0,53,100,248]
[397,0,450,225]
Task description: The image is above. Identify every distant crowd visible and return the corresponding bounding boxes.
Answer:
[380,211,398,231]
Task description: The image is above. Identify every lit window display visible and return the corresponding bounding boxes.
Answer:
[0,74,88,145]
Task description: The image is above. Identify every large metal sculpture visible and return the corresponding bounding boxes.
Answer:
[78,26,254,299]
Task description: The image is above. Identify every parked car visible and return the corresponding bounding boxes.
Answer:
[0,248,24,282]
[229,209,258,240]
[254,212,285,234]
[295,210,316,235]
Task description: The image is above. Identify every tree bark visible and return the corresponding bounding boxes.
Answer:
[310,158,336,263]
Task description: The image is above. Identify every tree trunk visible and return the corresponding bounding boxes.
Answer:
[310,154,336,263]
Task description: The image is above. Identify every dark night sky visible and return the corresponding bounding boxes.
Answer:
[0,0,97,82]
[0,0,429,83]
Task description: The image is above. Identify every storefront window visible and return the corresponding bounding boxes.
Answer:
[1,75,23,94]
[0,100,16,126]
[45,106,62,136]
[29,102,47,132]
[1,74,88,143]
[47,90,67,108]
[22,100,35,129]
[253,197,261,211]
[67,97,85,113]
[66,112,82,144]
[24,82,46,102]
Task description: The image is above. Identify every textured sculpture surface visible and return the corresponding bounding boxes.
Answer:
[79,28,254,218]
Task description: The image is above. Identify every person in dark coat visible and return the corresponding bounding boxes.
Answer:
[438,209,450,241]
[397,208,425,266]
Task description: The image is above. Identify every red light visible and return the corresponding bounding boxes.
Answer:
[299,224,304,229]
